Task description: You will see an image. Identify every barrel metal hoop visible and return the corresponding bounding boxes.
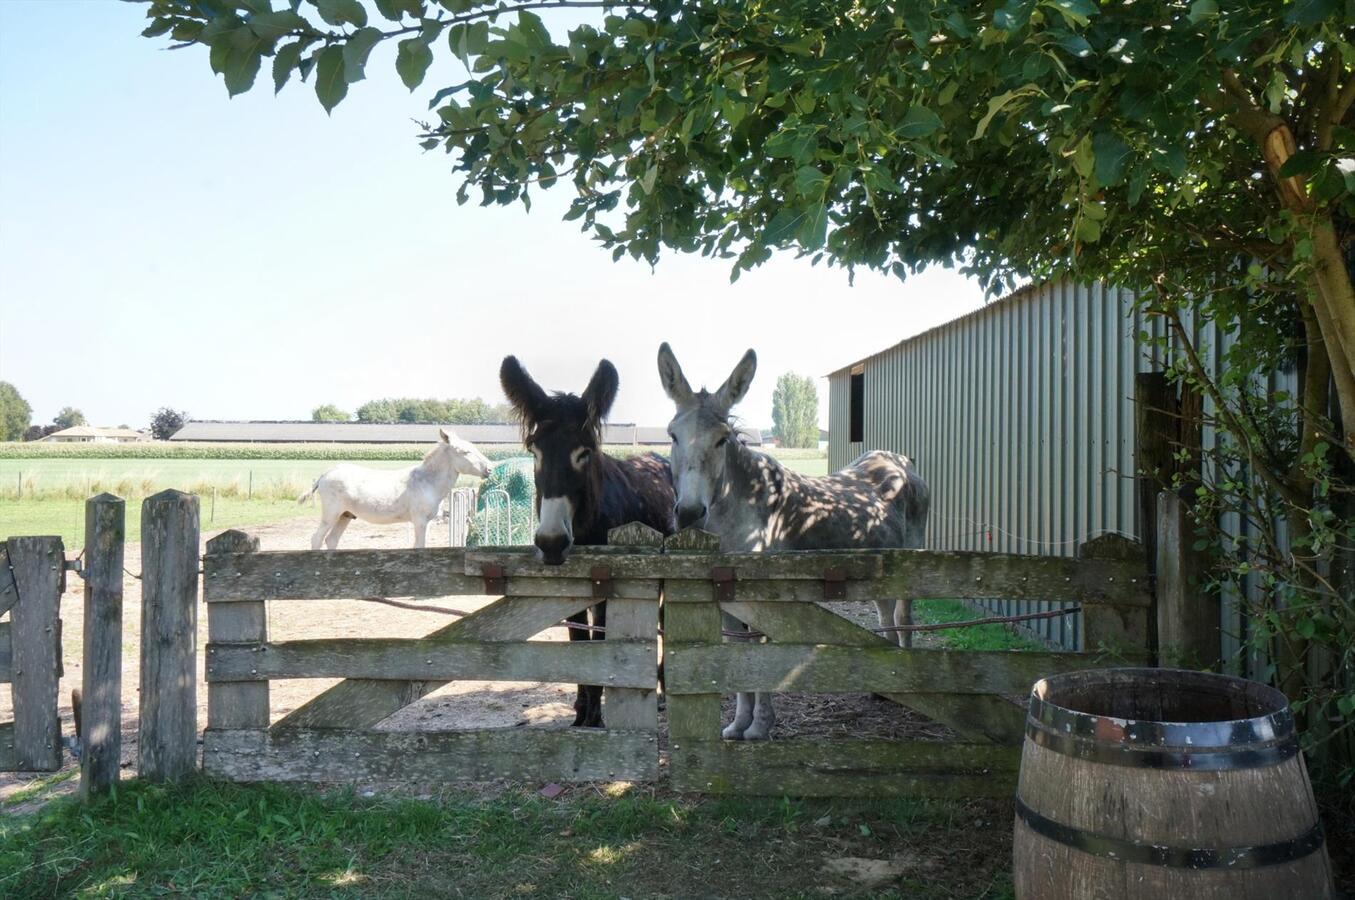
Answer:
[1028,693,1295,750]
[1025,720,1300,770]
[1015,797,1325,870]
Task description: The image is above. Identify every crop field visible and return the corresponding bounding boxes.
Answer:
[0,443,828,548]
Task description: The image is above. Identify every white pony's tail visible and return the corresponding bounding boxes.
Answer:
[298,478,321,505]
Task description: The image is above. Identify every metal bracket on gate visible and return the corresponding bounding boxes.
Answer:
[822,567,847,600]
[711,566,736,603]
[481,563,506,596]
[590,566,614,600]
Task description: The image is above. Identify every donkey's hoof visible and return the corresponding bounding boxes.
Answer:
[721,722,748,740]
[741,725,773,741]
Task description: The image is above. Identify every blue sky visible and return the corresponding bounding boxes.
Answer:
[0,0,987,431]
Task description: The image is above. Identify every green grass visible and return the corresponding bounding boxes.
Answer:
[0,778,1015,899]
[913,600,1046,652]
[0,497,315,550]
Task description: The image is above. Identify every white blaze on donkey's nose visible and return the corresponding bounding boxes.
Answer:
[536,496,574,542]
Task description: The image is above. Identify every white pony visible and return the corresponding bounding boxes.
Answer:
[300,428,491,550]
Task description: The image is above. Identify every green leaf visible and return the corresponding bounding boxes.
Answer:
[765,128,816,164]
[898,105,942,139]
[993,1,1030,31]
[342,27,383,82]
[798,201,828,249]
[794,165,828,197]
[1093,131,1132,186]
[973,85,1039,140]
[1074,213,1101,242]
[142,18,173,38]
[1187,0,1218,23]
[224,39,264,97]
[396,39,434,90]
[638,164,658,195]
[248,10,309,42]
[314,45,349,113]
[1277,149,1320,178]
[516,10,551,49]
[272,39,307,93]
[314,0,368,28]
[448,20,489,63]
[763,208,804,245]
[1071,135,1094,178]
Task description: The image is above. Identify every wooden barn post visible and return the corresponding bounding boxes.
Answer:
[81,494,124,800]
[1155,490,1221,669]
[139,490,200,782]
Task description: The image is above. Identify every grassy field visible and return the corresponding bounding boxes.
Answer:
[0,778,1015,899]
[0,445,828,548]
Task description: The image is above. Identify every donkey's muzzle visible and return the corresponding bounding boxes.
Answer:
[534,533,572,565]
[675,504,708,531]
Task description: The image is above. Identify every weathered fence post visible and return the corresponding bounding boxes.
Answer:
[81,494,124,800]
[6,536,64,771]
[139,490,200,782]
[603,523,664,741]
[1155,490,1221,669]
[205,530,268,732]
[1134,372,1176,575]
[1078,533,1151,662]
[662,528,723,792]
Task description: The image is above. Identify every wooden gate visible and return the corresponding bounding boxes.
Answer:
[200,525,663,784]
[662,534,1151,797]
[0,536,64,772]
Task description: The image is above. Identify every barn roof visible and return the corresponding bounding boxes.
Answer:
[39,426,149,441]
[824,279,1042,377]
[169,421,762,445]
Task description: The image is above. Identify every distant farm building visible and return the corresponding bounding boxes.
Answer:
[40,426,150,444]
[170,421,762,446]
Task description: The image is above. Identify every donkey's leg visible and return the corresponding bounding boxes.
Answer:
[895,598,914,649]
[580,600,606,728]
[743,692,777,742]
[720,611,755,740]
[324,513,353,551]
[873,599,899,646]
[412,515,428,549]
[566,605,594,727]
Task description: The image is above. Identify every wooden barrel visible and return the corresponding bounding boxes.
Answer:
[1013,668,1332,899]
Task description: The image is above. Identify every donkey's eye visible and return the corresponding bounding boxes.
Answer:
[715,436,729,448]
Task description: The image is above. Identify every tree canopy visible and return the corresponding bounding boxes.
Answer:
[54,407,87,429]
[311,403,353,422]
[354,396,512,423]
[137,0,1354,452]
[771,372,820,449]
[149,407,189,441]
[0,382,31,442]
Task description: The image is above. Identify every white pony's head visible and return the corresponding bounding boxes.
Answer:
[430,427,492,479]
[656,342,756,531]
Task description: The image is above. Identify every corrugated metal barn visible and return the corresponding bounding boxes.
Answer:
[826,279,1288,667]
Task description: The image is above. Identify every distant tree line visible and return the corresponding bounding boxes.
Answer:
[313,398,513,425]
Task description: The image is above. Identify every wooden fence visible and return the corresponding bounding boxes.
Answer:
[3,489,1160,799]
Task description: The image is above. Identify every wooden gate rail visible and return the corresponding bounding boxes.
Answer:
[0,536,64,772]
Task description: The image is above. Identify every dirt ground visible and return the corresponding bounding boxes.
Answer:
[2,515,958,809]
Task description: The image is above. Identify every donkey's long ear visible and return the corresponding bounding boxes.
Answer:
[714,349,757,411]
[582,359,620,428]
[500,356,549,424]
[657,342,695,406]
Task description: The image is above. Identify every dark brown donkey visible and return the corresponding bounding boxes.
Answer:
[500,356,676,727]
